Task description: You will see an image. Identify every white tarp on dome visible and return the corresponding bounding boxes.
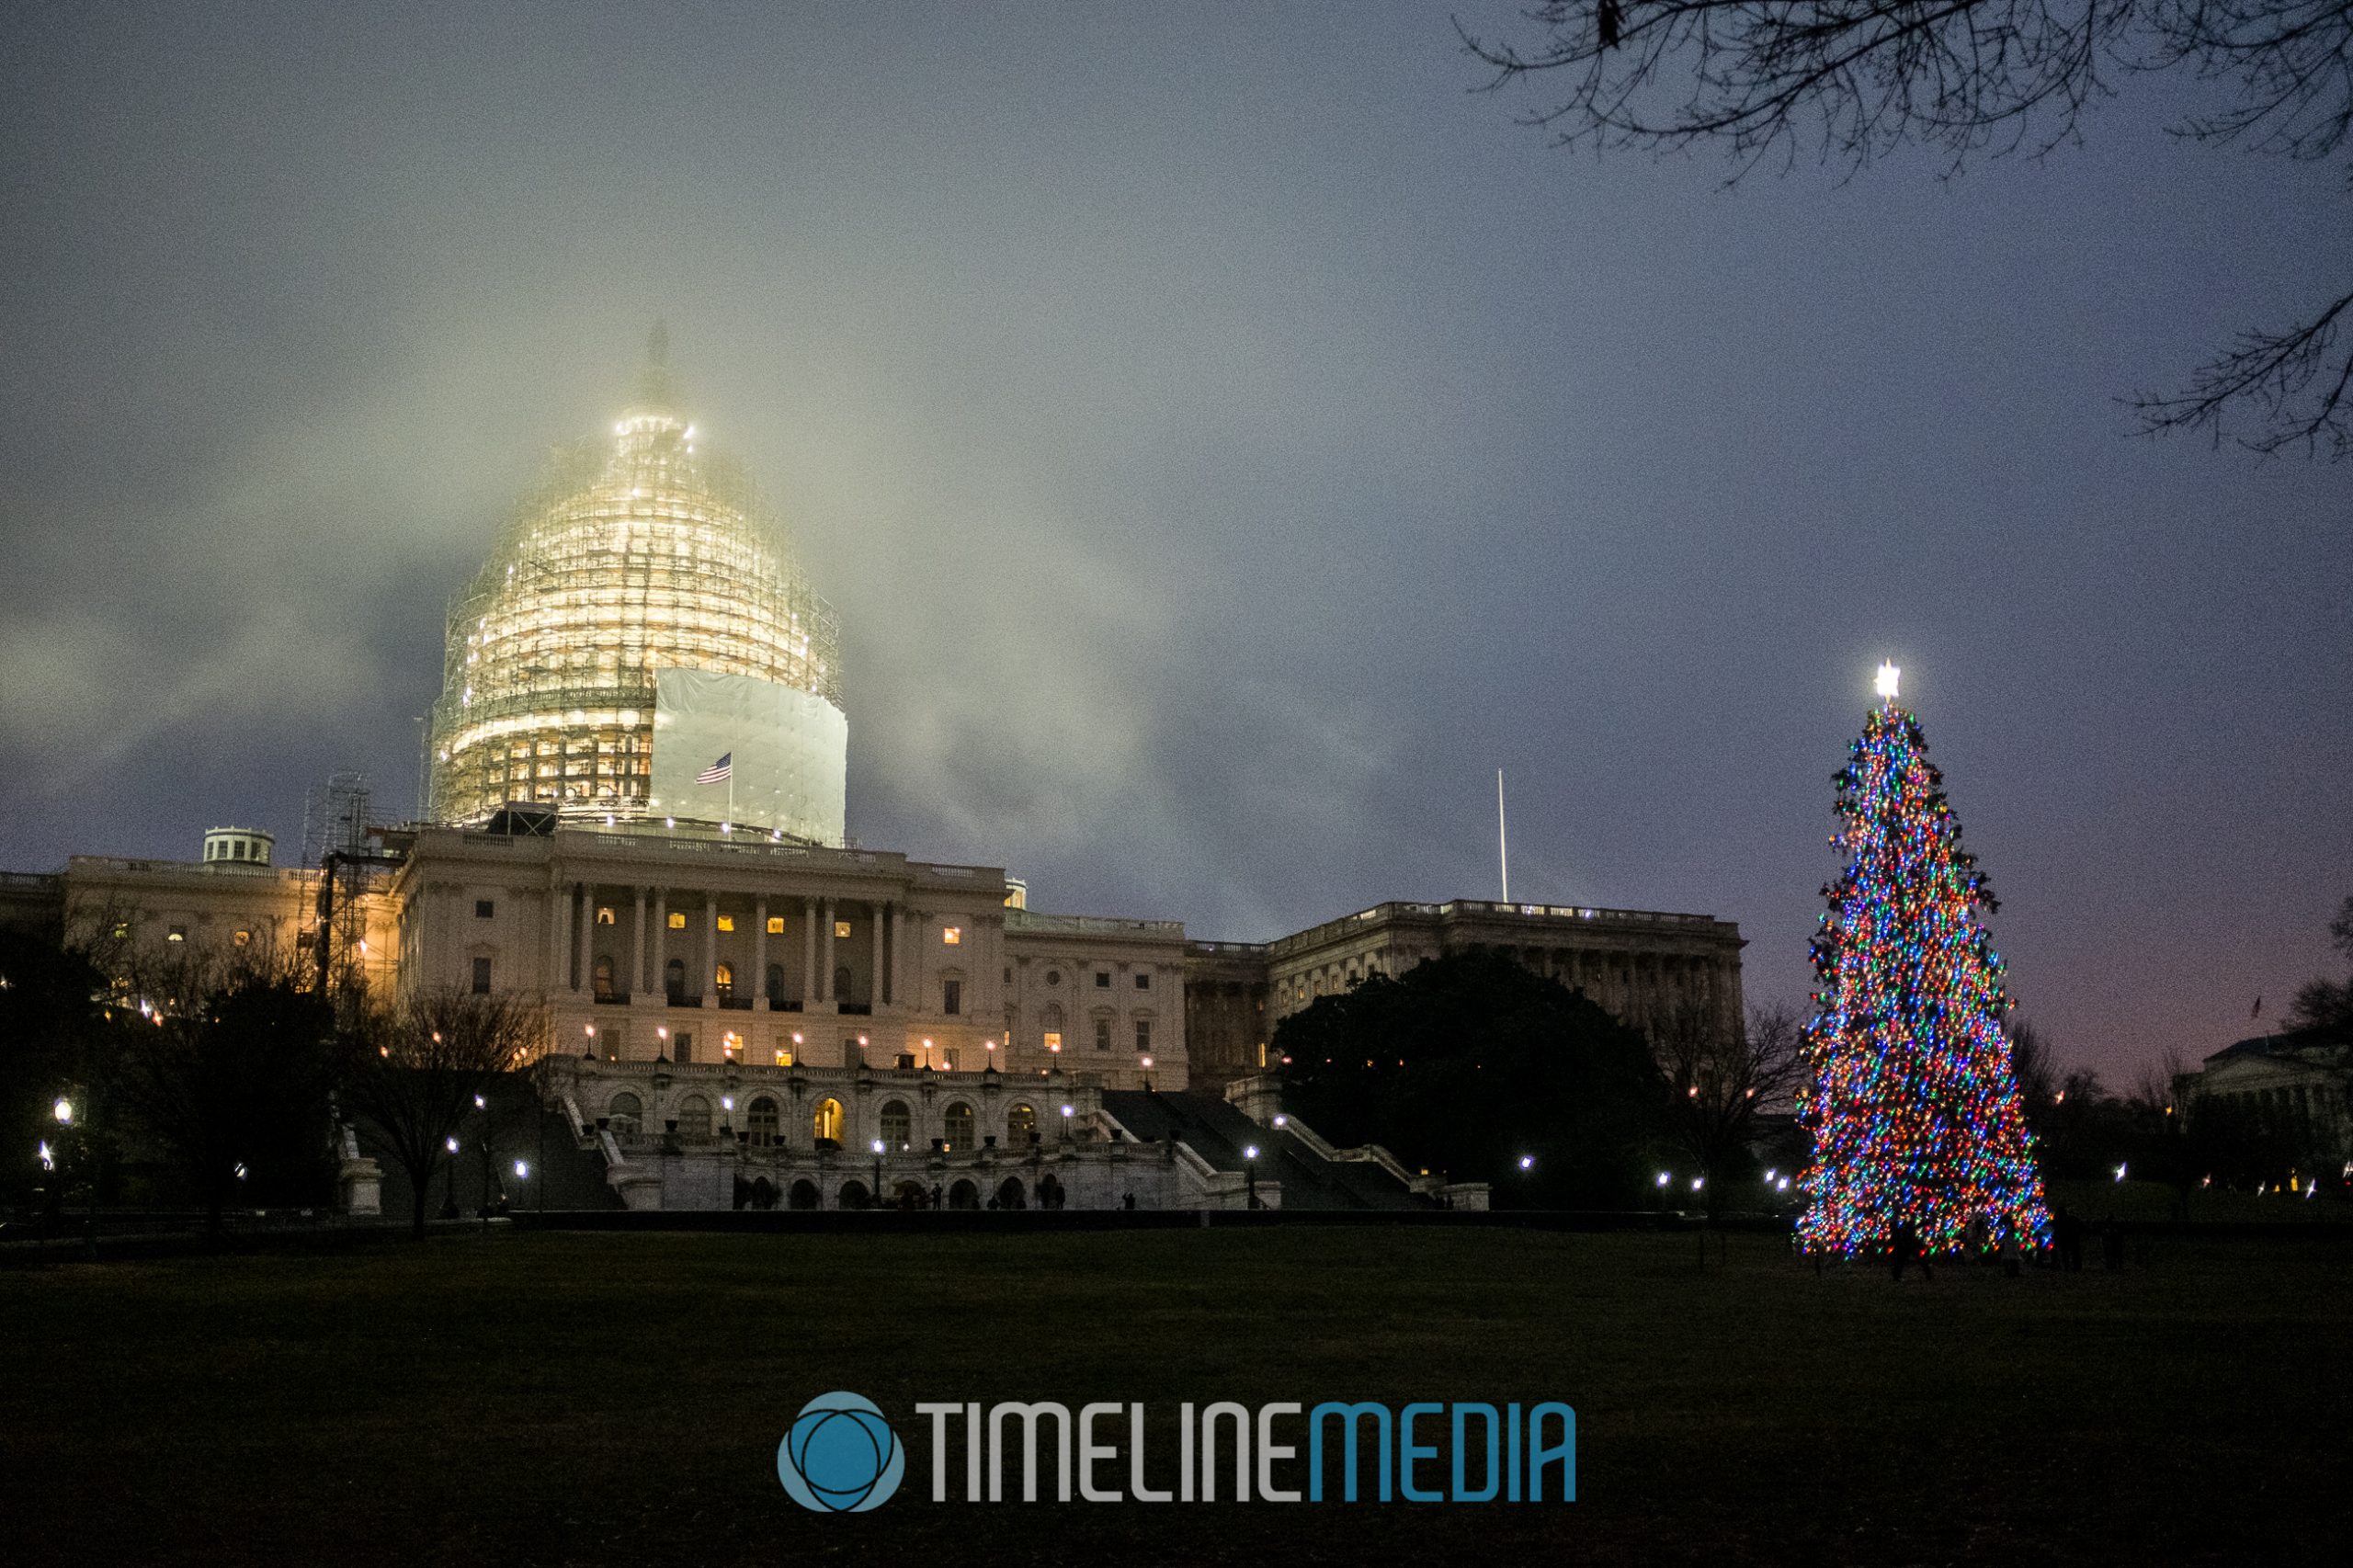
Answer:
[649,667,847,844]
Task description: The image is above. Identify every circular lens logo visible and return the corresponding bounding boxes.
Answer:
[777,1392,904,1513]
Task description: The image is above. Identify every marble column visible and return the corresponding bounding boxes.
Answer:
[870,902,884,1007]
[549,873,569,994]
[701,894,719,1006]
[801,896,818,1005]
[754,896,768,1007]
[652,890,668,997]
[575,881,593,994]
[631,888,646,999]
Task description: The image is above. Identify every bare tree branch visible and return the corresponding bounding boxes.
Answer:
[1456,0,2353,455]
[341,988,548,1238]
[2127,288,2353,455]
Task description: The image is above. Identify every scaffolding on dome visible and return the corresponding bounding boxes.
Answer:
[426,350,843,838]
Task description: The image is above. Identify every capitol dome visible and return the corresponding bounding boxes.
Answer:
[426,330,846,841]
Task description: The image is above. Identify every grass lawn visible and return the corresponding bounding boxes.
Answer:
[4,1227,2347,1567]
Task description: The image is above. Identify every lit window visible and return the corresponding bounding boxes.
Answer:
[596,906,615,926]
[943,926,961,946]
[1043,1031,1063,1052]
[668,912,687,930]
[835,920,851,939]
[767,916,784,935]
[717,915,735,933]
[166,926,186,944]
[233,929,251,948]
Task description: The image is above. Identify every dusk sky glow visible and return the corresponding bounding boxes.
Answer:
[3,3,2347,1085]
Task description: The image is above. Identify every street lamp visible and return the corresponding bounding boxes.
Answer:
[52,1097,73,1125]
[1060,1104,1074,1141]
[1518,1154,1536,1171]
[442,1134,460,1221]
[870,1138,885,1210]
[1244,1143,1260,1210]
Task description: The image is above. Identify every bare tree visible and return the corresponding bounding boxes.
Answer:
[1456,0,2353,456]
[2006,1016,2062,1131]
[1654,998,1807,1211]
[100,947,344,1244]
[342,989,548,1239]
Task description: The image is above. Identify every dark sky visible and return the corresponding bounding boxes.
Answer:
[3,4,2347,1084]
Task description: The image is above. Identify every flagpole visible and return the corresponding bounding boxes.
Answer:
[1497,768,1509,905]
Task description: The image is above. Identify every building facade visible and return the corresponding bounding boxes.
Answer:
[4,345,1752,1214]
[2181,1032,2352,1161]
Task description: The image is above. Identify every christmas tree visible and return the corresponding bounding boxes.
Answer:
[1796,664,2050,1256]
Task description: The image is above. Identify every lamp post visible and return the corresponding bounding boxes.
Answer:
[870,1138,884,1211]
[55,1094,97,1258]
[1244,1143,1260,1210]
[1690,1175,1708,1269]
[474,1093,494,1227]
[442,1134,460,1221]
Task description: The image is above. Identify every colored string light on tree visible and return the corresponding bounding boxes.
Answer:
[1795,668,2051,1256]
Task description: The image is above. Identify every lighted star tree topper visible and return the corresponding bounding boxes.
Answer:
[1795,663,2051,1255]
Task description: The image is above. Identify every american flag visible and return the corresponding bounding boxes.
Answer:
[697,753,733,785]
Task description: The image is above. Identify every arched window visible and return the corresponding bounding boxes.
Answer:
[942,1102,974,1151]
[714,962,734,1000]
[788,1179,820,1210]
[676,1095,712,1142]
[948,1178,980,1210]
[766,963,785,1000]
[607,1091,642,1142]
[812,1097,844,1146]
[838,1180,871,1210]
[995,1176,1028,1210]
[1006,1102,1038,1146]
[1042,1002,1064,1031]
[664,958,686,1001]
[593,957,615,1001]
[880,1099,912,1152]
[746,1096,780,1147]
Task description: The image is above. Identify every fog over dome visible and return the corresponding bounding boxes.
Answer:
[426,330,845,841]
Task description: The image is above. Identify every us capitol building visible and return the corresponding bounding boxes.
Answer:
[12,339,1746,1214]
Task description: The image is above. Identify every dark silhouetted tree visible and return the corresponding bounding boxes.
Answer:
[102,952,345,1243]
[2286,893,2353,1038]
[1458,0,2353,456]
[1275,948,1669,1206]
[343,988,546,1238]
[1653,998,1806,1215]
